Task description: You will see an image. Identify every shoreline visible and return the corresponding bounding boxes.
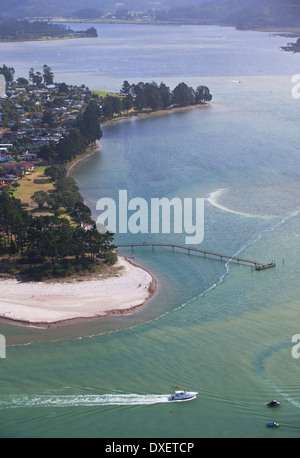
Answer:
[66,144,101,177]
[1,103,204,328]
[0,257,157,328]
[51,19,300,33]
[103,103,210,124]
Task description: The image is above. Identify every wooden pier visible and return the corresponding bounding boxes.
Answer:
[115,243,275,270]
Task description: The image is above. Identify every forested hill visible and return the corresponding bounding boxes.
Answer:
[0,0,197,17]
[156,0,300,29]
[0,19,97,40]
[0,0,299,29]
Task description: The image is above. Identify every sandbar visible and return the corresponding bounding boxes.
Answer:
[0,257,156,326]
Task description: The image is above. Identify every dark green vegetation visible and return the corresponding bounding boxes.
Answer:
[0,18,97,41]
[0,66,116,281]
[40,99,103,163]
[0,64,15,83]
[101,80,212,121]
[281,37,300,53]
[155,0,300,29]
[0,177,116,282]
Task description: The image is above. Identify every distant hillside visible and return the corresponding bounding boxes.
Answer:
[156,0,300,28]
[225,0,300,29]
[0,0,208,18]
[0,0,299,29]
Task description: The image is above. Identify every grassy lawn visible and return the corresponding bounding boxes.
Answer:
[92,90,120,98]
[14,166,54,214]
[13,166,77,222]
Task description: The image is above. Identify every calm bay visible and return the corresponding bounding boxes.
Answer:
[0,24,300,438]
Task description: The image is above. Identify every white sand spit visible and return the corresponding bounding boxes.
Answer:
[0,258,155,325]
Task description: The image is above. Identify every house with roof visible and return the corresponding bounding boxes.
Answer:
[0,153,15,162]
[3,174,18,183]
[22,163,35,173]
[23,152,37,161]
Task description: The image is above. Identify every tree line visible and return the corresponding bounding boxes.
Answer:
[0,169,115,281]
[281,38,300,53]
[0,19,74,40]
[0,64,54,86]
[100,80,212,120]
[0,19,97,41]
[40,100,103,163]
[0,69,109,280]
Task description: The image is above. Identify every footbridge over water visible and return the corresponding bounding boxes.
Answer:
[116,243,275,270]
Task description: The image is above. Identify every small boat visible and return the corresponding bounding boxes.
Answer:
[266,422,280,427]
[266,400,281,407]
[168,390,198,402]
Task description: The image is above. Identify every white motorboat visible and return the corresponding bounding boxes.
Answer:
[168,390,198,402]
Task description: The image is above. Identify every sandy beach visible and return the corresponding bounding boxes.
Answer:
[0,257,156,326]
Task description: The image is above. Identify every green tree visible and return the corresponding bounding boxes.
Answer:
[172,82,195,107]
[31,191,50,209]
[70,201,92,227]
[16,77,29,86]
[42,110,55,127]
[29,68,43,86]
[159,82,171,109]
[39,143,56,163]
[195,85,212,104]
[101,97,114,119]
[122,94,133,115]
[0,65,15,83]
[120,80,131,96]
[133,93,147,112]
[57,82,69,95]
[44,165,67,182]
[85,27,98,37]
[43,65,54,85]
[77,100,102,144]
[144,82,161,111]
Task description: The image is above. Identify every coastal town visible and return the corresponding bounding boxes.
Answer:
[0,68,212,198]
[0,64,157,320]
[0,70,93,195]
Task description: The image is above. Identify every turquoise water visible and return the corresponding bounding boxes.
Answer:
[1,25,300,438]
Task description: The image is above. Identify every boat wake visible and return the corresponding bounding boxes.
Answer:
[207,188,300,220]
[0,394,171,409]
[206,189,268,218]
[268,386,300,410]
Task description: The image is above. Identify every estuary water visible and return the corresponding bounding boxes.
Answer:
[1,24,300,438]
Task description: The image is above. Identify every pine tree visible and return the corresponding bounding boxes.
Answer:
[43,65,54,85]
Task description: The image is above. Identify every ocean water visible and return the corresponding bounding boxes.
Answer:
[1,24,300,438]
